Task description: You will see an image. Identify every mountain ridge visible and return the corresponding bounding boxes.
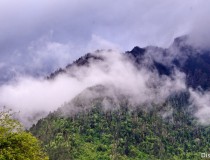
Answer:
[30,35,210,159]
[47,35,210,90]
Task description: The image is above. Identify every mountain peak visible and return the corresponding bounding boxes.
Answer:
[171,35,190,49]
[128,46,146,57]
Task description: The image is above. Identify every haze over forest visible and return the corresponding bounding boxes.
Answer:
[0,0,210,125]
[1,1,210,159]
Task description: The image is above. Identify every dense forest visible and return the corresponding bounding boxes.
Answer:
[30,92,209,160]
[0,109,49,160]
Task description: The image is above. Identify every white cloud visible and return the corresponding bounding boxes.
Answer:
[0,0,209,82]
[188,1,210,48]
[0,50,186,127]
[86,34,121,52]
[189,89,210,125]
[1,0,210,127]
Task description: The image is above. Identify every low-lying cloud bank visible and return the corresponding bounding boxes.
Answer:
[189,89,210,125]
[0,50,186,127]
[0,50,210,127]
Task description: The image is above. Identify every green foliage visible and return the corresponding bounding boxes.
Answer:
[0,109,49,160]
[30,99,208,160]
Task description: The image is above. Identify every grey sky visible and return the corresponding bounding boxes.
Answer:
[0,0,208,81]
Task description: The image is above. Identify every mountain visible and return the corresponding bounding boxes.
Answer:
[48,35,210,90]
[47,52,104,79]
[127,36,210,90]
[30,36,210,159]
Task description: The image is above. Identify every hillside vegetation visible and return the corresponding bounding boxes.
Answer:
[30,94,208,160]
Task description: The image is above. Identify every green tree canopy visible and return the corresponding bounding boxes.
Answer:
[0,109,49,160]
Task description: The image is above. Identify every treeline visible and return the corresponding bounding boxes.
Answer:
[30,96,209,160]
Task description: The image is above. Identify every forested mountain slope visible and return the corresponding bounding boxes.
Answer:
[30,36,210,159]
[30,88,208,160]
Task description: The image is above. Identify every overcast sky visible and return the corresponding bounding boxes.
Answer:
[0,0,209,81]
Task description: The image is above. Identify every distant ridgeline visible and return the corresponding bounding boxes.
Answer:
[30,36,210,160]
